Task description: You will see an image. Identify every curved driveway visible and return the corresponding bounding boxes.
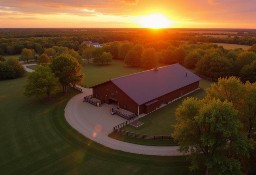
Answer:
[23,63,37,72]
[23,63,182,156]
[64,91,182,156]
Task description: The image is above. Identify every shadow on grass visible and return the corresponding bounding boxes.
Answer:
[108,132,178,146]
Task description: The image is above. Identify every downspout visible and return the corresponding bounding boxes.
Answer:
[137,105,140,116]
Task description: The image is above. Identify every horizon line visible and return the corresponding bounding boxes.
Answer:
[0,27,256,30]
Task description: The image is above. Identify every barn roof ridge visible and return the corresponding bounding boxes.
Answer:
[111,64,178,81]
[110,63,201,105]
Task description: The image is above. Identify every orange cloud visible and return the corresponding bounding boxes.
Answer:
[0,0,255,28]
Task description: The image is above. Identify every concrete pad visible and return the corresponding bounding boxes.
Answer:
[65,91,182,156]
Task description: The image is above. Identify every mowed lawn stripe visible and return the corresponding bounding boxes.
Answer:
[0,76,200,175]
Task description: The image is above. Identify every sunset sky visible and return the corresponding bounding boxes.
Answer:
[0,0,255,28]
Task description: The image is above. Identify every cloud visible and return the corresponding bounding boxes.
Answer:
[0,0,256,28]
[0,0,140,17]
[123,0,138,4]
[208,0,219,5]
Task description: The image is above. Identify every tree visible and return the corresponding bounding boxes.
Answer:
[174,47,186,64]
[248,44,256,53]
[104,42,119,59]
[243,82,256,140]
[226,49,242,62]
[161,46,176,64]
[92,47,104,60]
[79,45,94,63]
[118,42,133,60]
[20,48,35,63]
[44,48,56,58]
[24,66,58,97]
[51,54,83,93]
[184,50,201,69]
[206,77,256,140]
[93,52,112,65]
[141,48,158,69]
[125,49,141,67]
[52,46,68,55]
[38,54,51,65]
[240,60,256,83]
[101,52,112,64]
[205,77,256,173]
[133,44,144,58]
[196,52,231,80]
[0,62,12,80]
[68,49,82,64]
[0,56,5,62]
[0,58,25,80]
[235,51,256,72]
[173,98,251,175]
[34,43,44,54]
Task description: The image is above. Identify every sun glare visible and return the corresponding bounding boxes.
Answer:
[138,14,172,29]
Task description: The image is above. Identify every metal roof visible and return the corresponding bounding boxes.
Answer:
[111,64,201,105]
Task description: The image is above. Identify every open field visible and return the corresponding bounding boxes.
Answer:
[3,55,20,60]
[122,79,213,136]
[0,77,199,175]
[22,60,142,88]
[83,60,143,87]
[203,34,229,38]
[214,43,251,50]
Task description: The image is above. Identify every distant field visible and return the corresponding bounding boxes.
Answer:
[203,34,229,38]
[215,43,251,50]
[3,55,20,60]
[123,79,213,136]
[83,60,143,87]
[0,77,199,175]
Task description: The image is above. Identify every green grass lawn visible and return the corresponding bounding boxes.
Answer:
[83,60,143,87]
[25,60,143,88]
[122,79,213,136]
[0,77,201,175]
[3,55,21,60]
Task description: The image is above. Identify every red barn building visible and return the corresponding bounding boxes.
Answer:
[92,64,201,115]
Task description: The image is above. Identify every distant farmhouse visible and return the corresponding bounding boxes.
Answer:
[92,64,201,115]
[82,41,102,48]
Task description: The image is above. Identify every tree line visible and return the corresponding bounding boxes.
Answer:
[2,28,256,56]
[9,39,256,84]
[94,41,256,83]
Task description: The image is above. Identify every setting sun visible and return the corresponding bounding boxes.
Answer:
[138,14,172,29]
